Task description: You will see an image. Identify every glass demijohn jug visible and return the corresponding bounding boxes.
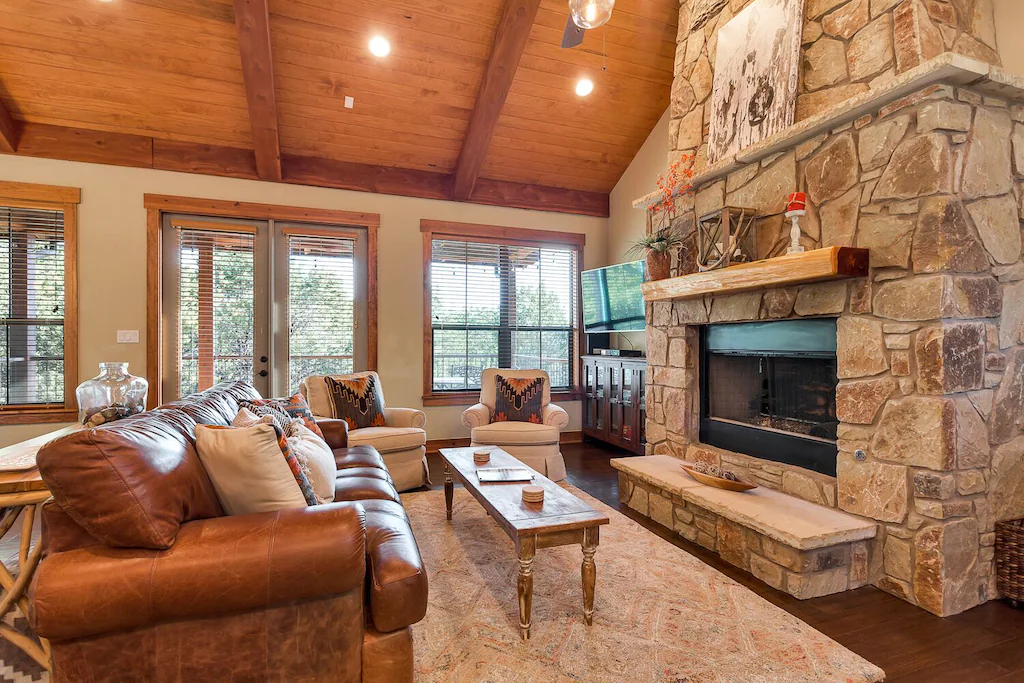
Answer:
[75,362,149,426]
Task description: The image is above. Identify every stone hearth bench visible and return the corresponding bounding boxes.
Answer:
[611,455,878,599]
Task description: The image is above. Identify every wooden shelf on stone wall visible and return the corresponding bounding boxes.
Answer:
[641,247,869,302]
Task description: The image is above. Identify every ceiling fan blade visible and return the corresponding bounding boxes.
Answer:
[561,14,585,48]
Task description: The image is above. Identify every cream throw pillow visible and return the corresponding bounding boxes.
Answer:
[195,423,308,516]
[287,424,337,503]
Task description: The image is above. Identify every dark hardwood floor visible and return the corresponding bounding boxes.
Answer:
[424,441,1024,683]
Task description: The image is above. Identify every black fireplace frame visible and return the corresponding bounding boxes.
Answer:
[698,320,839,477]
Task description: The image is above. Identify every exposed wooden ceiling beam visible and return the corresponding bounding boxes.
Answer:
[4,123,609,217]
[0,97,21,154]
[451,0,541,201]
[232,0,282,182]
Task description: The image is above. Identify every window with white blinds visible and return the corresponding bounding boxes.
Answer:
[0,205,66,407]
[177,227,255,397]
[429,237,579,392]
[287,233,356,392]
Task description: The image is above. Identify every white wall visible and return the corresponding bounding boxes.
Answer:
[0,155,608,446]
[606,108,669,350]
[995,0,1024,74]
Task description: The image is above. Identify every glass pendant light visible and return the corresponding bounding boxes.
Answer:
[568,0,615,29]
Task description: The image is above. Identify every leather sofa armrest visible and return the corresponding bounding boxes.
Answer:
[382,407,426,429]
[362,502,428,632]
[461,403,490,429]
[32,502,367,641]
[316,417,349,449]
[542,403,569,430]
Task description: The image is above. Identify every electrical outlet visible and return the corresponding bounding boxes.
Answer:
[344,96,354,109]
[117,330,139,344]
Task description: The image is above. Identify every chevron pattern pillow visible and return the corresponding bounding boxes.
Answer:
[324,373,387,430]
[492,375,545,424]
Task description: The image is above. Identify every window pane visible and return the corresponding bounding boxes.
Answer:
[178,228,254,396]
[288,234,355,393]
[430,237,577,392]
[541,330,571,388]
[0,206,66,406]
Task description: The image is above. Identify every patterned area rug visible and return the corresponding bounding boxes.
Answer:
[403,485,885,683]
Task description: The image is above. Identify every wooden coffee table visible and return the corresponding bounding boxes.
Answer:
[439,446,609,640]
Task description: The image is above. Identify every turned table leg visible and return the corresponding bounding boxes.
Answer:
[444,462,453,521]
[582,526,598,626]
[517,535,536,640]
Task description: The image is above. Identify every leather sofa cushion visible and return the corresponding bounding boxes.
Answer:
[333,476,401,504]
[349,427,426,454]
[37,409,224,550]
[336,467,393,484]
[359,500,428,632]
[41,501,102,555]
[470,421,560,446]
[163,381,263,427]
[335,445,387,470]
[32,502,367,641]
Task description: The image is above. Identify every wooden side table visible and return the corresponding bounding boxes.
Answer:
[0,425,79,671]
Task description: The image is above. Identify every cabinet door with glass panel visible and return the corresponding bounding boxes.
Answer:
[161,215,370,400]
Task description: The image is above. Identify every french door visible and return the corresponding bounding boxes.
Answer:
[161,214,370,400]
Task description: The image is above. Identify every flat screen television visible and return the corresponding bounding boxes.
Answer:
[581,260,646,333]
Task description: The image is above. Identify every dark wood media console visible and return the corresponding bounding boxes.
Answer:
[581,355,646,455]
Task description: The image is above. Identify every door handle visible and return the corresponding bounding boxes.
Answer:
[258,370,268,377]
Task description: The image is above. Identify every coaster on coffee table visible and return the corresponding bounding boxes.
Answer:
[522,485,544,504]
[473,448,491,464]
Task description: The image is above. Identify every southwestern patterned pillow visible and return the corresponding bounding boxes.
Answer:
[324,374,386,430]
[239,394,325,439]
[492,375,545,424]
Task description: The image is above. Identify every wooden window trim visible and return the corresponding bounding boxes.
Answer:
[0,182,80,425]
[146,195,380,408]
[420,219,585,407]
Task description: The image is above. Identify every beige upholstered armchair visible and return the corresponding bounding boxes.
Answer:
[300,372,429,492]
[461,369,568,481]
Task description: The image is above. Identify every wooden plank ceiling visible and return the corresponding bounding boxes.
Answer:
[0,0,677,216]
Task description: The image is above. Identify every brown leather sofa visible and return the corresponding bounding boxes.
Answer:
[29,381,427,683]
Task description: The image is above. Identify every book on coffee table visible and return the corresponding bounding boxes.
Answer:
[476,467,534,483]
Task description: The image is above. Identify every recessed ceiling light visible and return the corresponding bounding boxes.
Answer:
[575,78,594,97]
[368,36,391,58]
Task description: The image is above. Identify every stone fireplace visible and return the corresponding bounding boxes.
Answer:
[617,0,1024,620]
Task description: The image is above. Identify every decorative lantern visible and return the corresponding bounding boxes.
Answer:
[697,206,758,271]
[784,192,807,255]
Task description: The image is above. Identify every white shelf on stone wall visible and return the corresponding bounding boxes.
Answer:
[633,52,1024,209]
[641,247,868,302]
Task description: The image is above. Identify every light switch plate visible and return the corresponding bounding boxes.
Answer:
[344,96,354,109]
[117,330,140,344]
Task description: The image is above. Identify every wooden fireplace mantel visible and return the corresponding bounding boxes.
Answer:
[641,247,869,302]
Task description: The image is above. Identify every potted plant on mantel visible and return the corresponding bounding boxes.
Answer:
[625,226,684,281]
[627,156,694,281]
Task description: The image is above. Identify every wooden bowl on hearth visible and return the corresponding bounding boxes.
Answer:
[681,465,757,492]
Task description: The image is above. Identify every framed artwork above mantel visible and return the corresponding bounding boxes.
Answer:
[707,0,804,163]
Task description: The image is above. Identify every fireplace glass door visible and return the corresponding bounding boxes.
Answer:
[700,319,839,476]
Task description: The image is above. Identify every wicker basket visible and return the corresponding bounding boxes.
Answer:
[996,519,1024,605]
